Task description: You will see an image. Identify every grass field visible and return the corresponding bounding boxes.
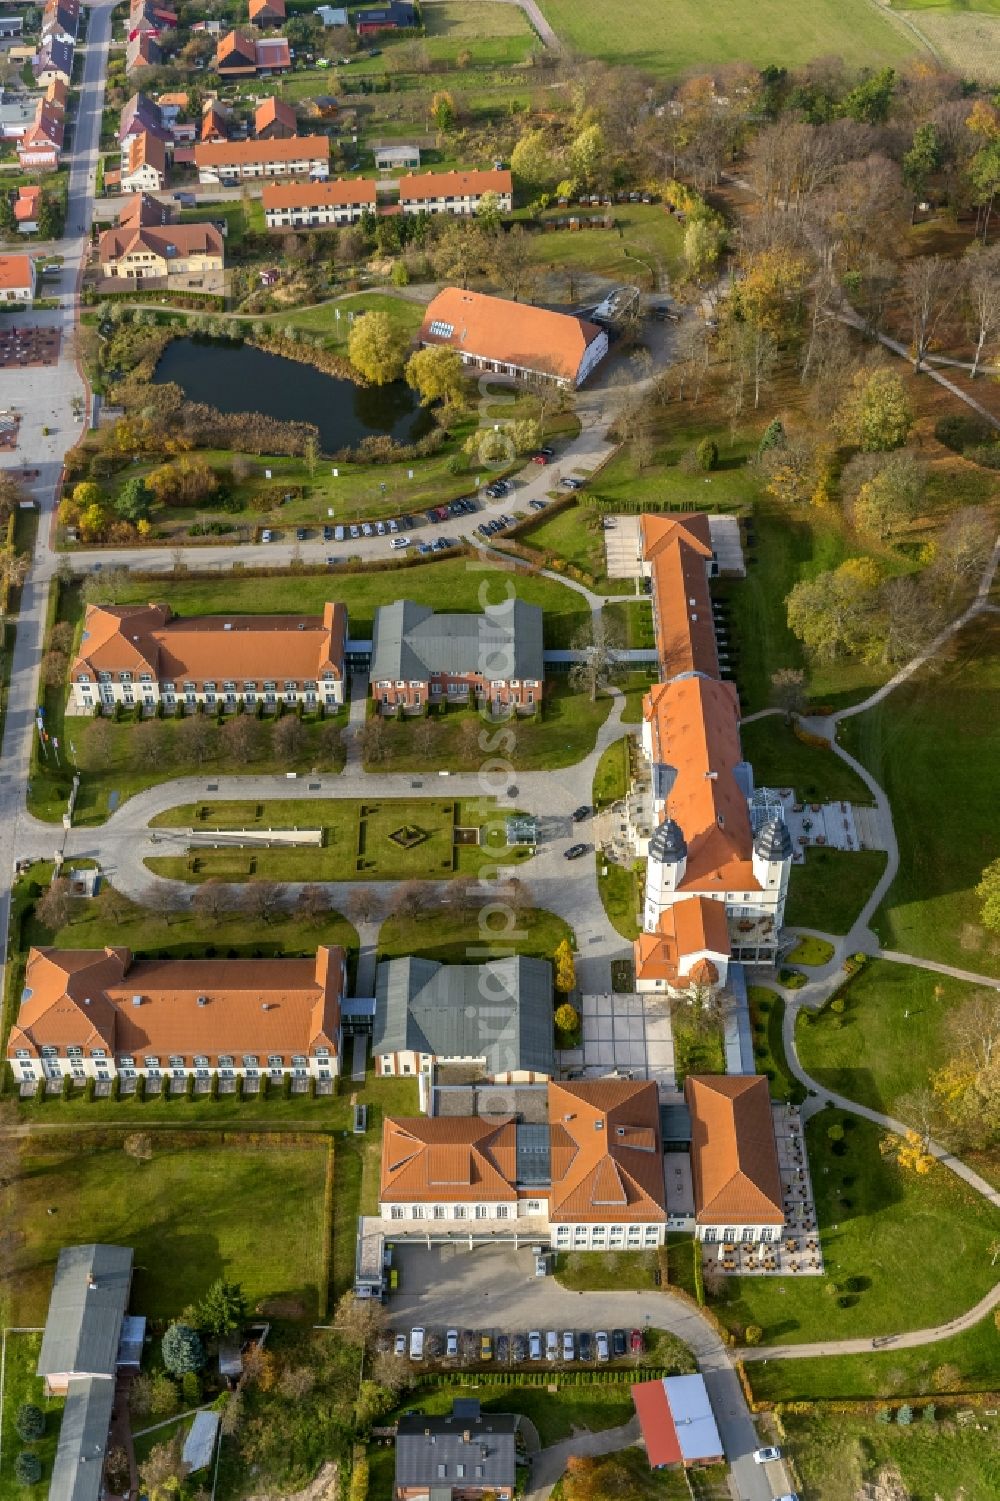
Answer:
[840,614,1000,976]
[0,1333,62,1501]
[744,1313,1000,1402]
[748,988,805,1104]
[592,737,631,808]
[7,1137,327,1324]
[781,1405,1000,1501]
[145,797,532,883]
[738,719,873,805]
[528,205,684,287]
[709,1111,1000,1345]
[554,1249,662,1292]
[517,500,635,594]
[537,0,916,74]
[377,904,573,963]
[784,848,888,935]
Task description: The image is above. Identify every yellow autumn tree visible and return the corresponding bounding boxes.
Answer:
[553,938,576,993]
[880,1127,934,1175]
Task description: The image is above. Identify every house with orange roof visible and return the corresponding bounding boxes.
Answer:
[98,221,224,288]
[121,130,168,193]
[126,29,161,71]
[0,253,36,301]
[70,601,347,713]
[378,1078,667,1250]
[17,97,64,170]
[200,98,232,145]
[683,1074,784,1243]
[398,168,512,217]
[14,186,42,233]
[262,177,376,228]
[215,27,290,76]
[249,0,285,23]
[624,513,792,987]
[194,133,328,184]
[418,287,607,388]
[117,191,175,230]
[255,95,297,140]
[7,945,346,1090]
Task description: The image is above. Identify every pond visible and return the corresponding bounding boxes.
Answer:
[153,337,432,453]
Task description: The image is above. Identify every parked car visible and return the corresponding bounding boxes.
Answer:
[388,516,398,532]
[538,445,555,457]
[394,1332,406,1357]
[445,1328,459,1359]
[534,1253,549,1277]
[375,520,386,536]
[334,524,345,541]
[612,1329,626,1358]
[630,1329,644,1355]
[578,1331,593,1362]
[572,805,590,822]
[478,523,492,538]
[496,1333,510,1364]
[776,1495,800,1501]
[435,505,449,520]
[528,498,547,511]
[425,509,439,523]
[595,1331,610,1362]
[409,1327,425,1360]
[361,522,373,536]
[528,1331,542,1361]
[560,476,584,490]
[531,453,548,465]
[390,536,410,550]
[753,1447,781,1465]
[322,524,334,541]
[545,1331,559,1361]
[512,1333,527,1363]
[261,529,274,542]
[349,524,360,539]
[296,527,307,541]
[564,843,588,860]
[417,542,433,555]
[480,1332,493,1361]
[562,1331,575,1361]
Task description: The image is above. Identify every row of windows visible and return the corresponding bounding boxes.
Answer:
[376,679,539,690]
[554,1224,660,1245]
[21,1049,328,1065]
[388,1203,515,1220]
[83,675,337,689]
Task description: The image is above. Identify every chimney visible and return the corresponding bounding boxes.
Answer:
[86,1272,96,1290]
[462,1430,471,1443]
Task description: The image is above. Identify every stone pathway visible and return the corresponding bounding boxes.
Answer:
[524,1418,641,1501]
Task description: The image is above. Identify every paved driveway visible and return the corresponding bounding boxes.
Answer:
[387,1244,776,1501]
[603,515,644,579]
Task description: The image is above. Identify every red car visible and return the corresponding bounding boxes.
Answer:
[531,453,548,465]
[630,1328,644,1355]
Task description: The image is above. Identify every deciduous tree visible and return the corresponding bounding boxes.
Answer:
[347,311,408,386]
[770,668,807,723]
[786,557,882,661]
[835,366,912,451]
[553,938,575,993]
[404,346,465,408]
[332,1290,386,1350]
[35,876,73,933]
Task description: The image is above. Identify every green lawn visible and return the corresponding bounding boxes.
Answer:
[673,1020,726,1085]
[592,736,631,808]
[258,293,423,354]
[9,1137,327,1324]
[528,205,684,286]
[784,848,888,935]
[553,1249,662,1292]
[0,1333,62,1501]
[367,682,612,772]
[596,856,643,941]
[748,988,805,1105]
[516,501,636,595]
[796,960,980,1126]
[739,718,873,804]
[780,1404,1000,1501]
[388,1382,637,1449]
[743,1314,1000,1402]
[378,904,573,963]
[709,1111,1000,1345]
[537,0,916,73]
[786,935,835,967]
[331,1075,419,1299]
[145,798,532,882]
[839,614,1000,976]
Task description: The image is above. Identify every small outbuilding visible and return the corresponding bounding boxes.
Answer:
[631,1373,724,1469]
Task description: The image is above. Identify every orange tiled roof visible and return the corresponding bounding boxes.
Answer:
[255,95,296,134]
[547,1079,666,1223]
[419,288,603,385]
[684,1074,783,1226]
[215,27,256,67]
[249,0,285,17]
[399,168,512,202]
[261,177,376,210]
[70,601,347,684]
[126,130,167,177]
[8,947,344,1062]
[0,254,34,291]
[380,1116,519,1203]
[633,895,730,985]
[45,77,69,106]
[118,191,172,228]
[99,222,224,264]
[15,187,42,222]
[194,133,328,167]
[643,673,755,889]
[641,513,718,680]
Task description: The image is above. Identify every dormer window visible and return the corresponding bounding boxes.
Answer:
[77,673,91,683]
[92,1048,106,1059]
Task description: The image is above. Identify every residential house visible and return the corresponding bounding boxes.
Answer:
[119,91,171,160]
[374,143,419,171]
[0,14,23,39]
[399,168,513,217]
[255,95,297,139]
[379,1078,668,1251]
[0,252,36,301]
[14,185,41,233]
[682,1074,784,1244]
[40,0,79,47]
[33,36,74,89]
[200,98,231,144]
[316,5,348,25]
[126,30,161,70]
[0,88,38,140]
[68,599,348,712]
[97,221,224,287]
[249,0,285,23]
[394,1402,516,1501]
[129,0,177,35]
[194,133,329,183]
[629,514,793,984]
[261,175,374,227]
[46,76,69,108]
[121,130,167,193]
[16,97,64,170]
[215,27,290,75]
[418,287,607,387]
[631,1375,725,1470]
[38,1244,134,1397]
[355,1,416,35]
[117,191,175,229]
[7,945,347,1086]
[373,957,554,1082]
[156,91,189,125]
[370,597,544,715]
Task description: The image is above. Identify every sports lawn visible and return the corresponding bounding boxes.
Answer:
[537,0,917,74]
[839,614,1000,977]
[8,1136,328,1323]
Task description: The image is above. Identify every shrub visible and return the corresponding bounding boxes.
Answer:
[922,1403,936,1423]
[162,1322,204,1376]
[697,437,718,471]
[15,1454,42,1487]
[60,1073,72,1100]
[827,1123,845,1143]
[15,1405,44,1442]
[896,1404,913,1425]
[830,997,845,1014]
[875,1406,892,1424]
[181,1371,201,1406]
[743,1324,763,1346]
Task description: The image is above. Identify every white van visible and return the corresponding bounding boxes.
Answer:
[390,536,410,550]
[409,1327,425,1360]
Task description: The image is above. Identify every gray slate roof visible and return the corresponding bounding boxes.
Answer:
[370,599,544,685]
[48,1377,115,1501]
[374,957,554,1075]
[37,1244,133,1380]
[395,1405,517,1493]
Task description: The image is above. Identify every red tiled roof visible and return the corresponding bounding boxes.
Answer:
[194,134,328,168]
[419,288,603,385]
[684,1075,783,1226]
[0,254,35,292]
[633,896,730,985]
[98,222,224,265]
[399,168,512,202]
[380,1116,519,1203]
[547,1079,666,1223]
[261,177,376,210]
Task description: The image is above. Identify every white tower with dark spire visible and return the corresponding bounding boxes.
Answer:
[752,816,794,929]
[643,818,687,930]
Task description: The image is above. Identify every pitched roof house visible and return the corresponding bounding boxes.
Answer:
[683,1074,784,1239]
[631,1374,724,1469]
[370,597,544,713]
[399,168,512,216]
[121,129,167,192]
[68,600,348,710]
[126,29,161,70]
[15,185,42,232]
[249,0,285,22]
[215,28,257,73]
[255,95,297,139]
[98,221,225,284]
[33,35,74,88]
[373,956,554,1081]
[546,1079,666,1225]
[38,1244,133,1395]
[200,98,231,144]
[394,1402,516,1500]
[193,133,328,183]
[418,287,607,387]
[355,1,416,34]
[0,252,36,301]
[17,98,64,170]
[262,176,375,227]
[8,946,346,1083]
[117,191,175,229]
[119,91,171,148]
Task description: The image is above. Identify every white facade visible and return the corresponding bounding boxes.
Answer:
[263,194,371,228]
[400,187,512,217]
[120,160,165,193]
[442,325,608,390]
[197,150,328,184]
[378,1199,665,1250]
[11,1044,340,1087]
[71,671,344,714]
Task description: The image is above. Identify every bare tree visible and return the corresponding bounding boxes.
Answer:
[101,883,133,927]
[344,884,381,926]
[83,715,114,770]
[332,1290,386,1350]
[568,613,625,703]
[395,879,433,920]
[770,668,807,724]
[962,241,1000,378]
[360,716,388,765]
[900,255,957,373]
[191,878,236,922]
[241,878,284,925]
[39,651,68,689]
[130,719,168,772]
[36,876,73,932]
[177,714,214,767]
[221,714,262,765]
[929,507,995,599]
[297,883,332,924]
[948,990,1000,1075]
[272,715,306,764]
[412,717,437,760]
[877,575,939,666]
